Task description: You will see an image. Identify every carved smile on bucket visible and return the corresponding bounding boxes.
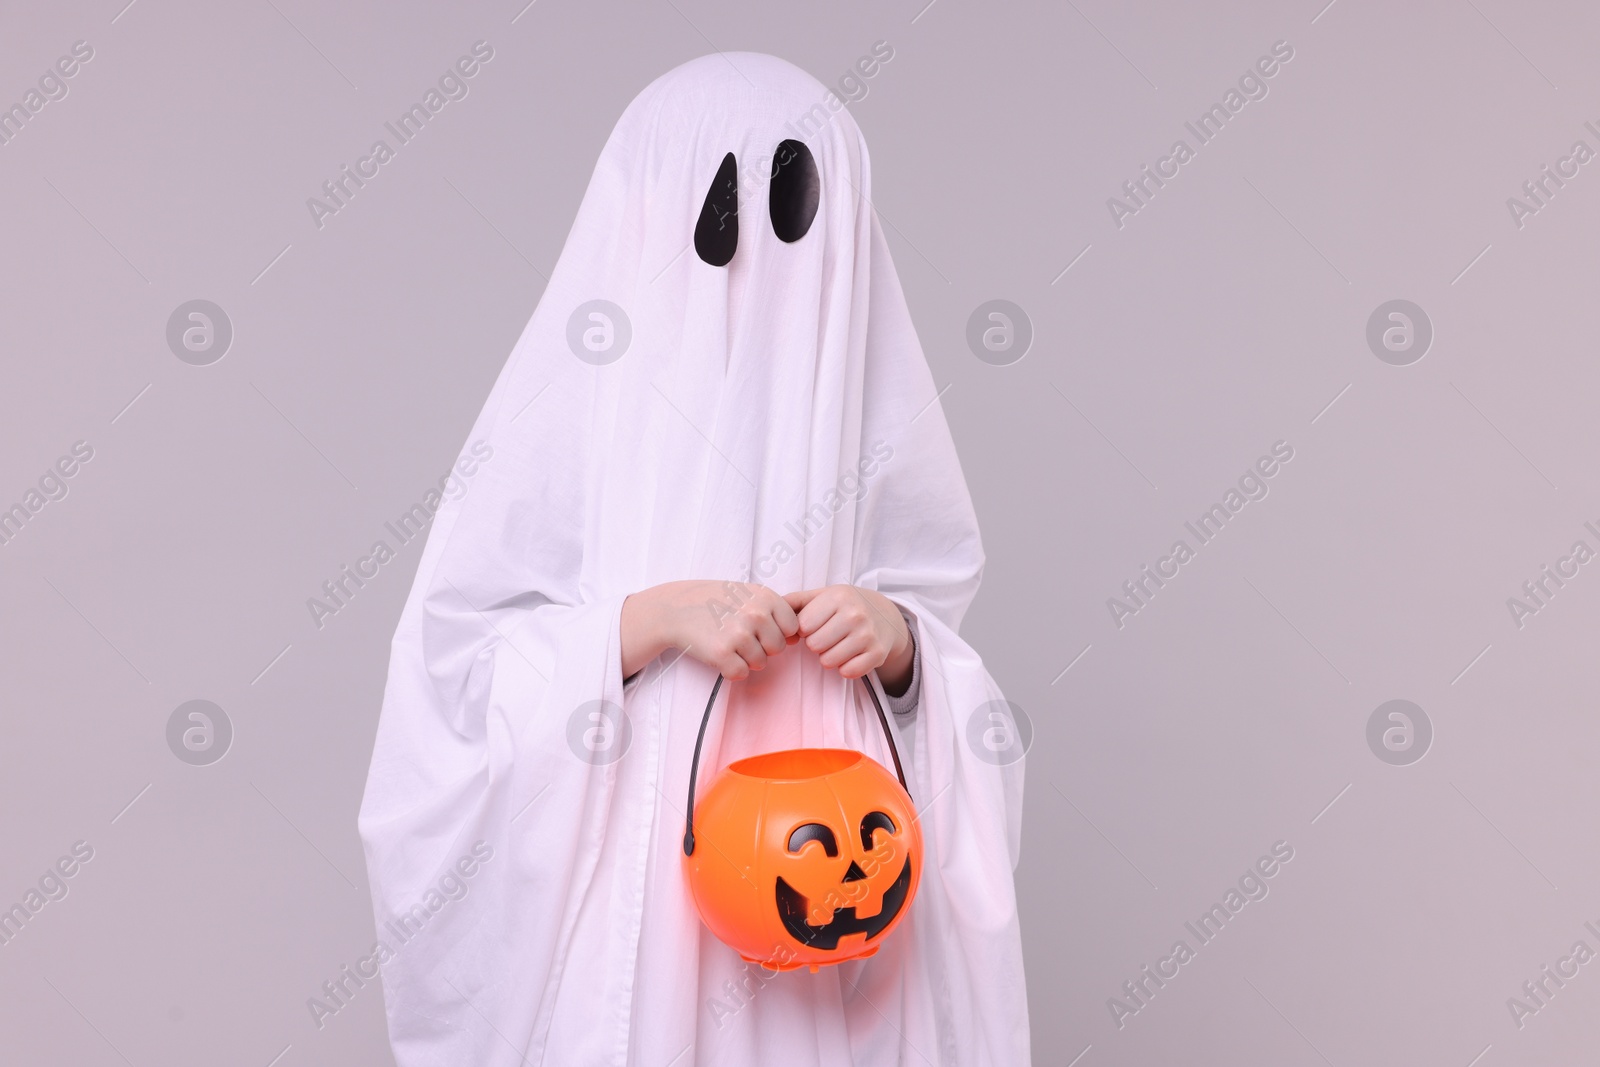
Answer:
[774,855,913,951]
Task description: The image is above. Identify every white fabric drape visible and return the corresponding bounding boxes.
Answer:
[358,51,1029,1066]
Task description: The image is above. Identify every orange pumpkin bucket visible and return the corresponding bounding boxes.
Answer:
[681,671,921,972]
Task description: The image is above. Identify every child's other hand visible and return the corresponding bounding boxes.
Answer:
[622,580,799,680]
[783,585,912,687]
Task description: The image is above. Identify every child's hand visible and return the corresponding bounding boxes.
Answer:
[784,585,912,688]
[621,580,800,680]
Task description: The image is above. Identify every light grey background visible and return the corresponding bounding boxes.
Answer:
[3,0,1597,1064]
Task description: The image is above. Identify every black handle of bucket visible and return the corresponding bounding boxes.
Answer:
[683,671,909,856]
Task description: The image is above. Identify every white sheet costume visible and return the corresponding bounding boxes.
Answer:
[358,51,1029,1066]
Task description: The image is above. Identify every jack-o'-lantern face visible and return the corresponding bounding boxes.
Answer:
[685,748,922,970]
[776,810,913,951]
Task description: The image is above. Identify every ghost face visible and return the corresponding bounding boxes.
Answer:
[694,139,820,267]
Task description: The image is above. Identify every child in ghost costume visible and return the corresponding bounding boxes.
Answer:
[358,52,1030,1066]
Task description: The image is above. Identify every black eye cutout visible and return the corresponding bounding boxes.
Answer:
[694,151,739,267]
[859,812,896,851]
[787,823,839,857]
[769,139,819,244]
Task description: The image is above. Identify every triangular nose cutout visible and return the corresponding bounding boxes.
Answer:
[769,139,819,243]
[841,861,869,883]
[695,151,739,266]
